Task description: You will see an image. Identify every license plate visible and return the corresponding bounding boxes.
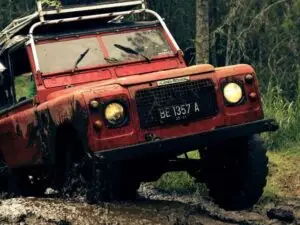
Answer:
[158,102,201,122]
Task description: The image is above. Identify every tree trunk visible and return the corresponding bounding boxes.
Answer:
[195,0,209,64]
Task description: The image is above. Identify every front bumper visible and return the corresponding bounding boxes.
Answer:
[95,119,279,162]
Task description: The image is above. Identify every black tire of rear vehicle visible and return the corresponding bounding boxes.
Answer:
[87,161,141,203]
[200,135,268,211]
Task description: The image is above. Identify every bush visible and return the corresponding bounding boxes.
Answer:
[263,84,300,150]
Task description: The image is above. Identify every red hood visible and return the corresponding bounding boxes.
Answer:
[47,64,215,100]
[46,63,254,101]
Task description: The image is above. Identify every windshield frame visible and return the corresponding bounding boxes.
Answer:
[33,26,177,77]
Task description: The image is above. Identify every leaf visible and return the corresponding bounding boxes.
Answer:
[41,0,62,10]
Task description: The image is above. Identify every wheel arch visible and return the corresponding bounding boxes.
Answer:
[35,96,90,166]
[54,122,86,165]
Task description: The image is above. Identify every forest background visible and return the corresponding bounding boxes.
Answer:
[0,0,299,200]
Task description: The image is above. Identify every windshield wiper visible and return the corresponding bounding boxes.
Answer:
[114,44,151,63]
[72,48,90,72]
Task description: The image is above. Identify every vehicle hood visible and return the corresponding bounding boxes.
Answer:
[47,64,215,100]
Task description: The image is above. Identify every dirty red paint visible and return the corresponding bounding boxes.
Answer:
[0,24,263,169]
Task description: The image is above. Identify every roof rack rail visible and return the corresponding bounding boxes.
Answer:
[0,12,38,47]
[41,0,145,17]
[1,0,180,69]
[0,0,145,47]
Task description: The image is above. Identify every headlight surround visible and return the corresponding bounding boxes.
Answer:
[104,102,127,126]
[223,82,244,104]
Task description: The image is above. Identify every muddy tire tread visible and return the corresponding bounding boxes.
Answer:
[201,135,268,210]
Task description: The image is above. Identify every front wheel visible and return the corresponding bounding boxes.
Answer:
[200,135,268,210]
[87,161,141,203]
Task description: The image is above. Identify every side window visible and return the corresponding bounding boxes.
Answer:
[14,73,36,102]
[8,45,36,103]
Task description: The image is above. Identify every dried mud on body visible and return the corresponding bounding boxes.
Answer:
[0,187,299,225]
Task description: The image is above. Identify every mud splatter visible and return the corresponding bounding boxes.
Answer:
[0,186,299,225]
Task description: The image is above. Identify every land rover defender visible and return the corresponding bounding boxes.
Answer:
[0,0,278,210]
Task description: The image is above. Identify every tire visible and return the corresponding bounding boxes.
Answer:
[200,135,268,210]
[53,129,88,198]
[88,161,140,203]
[54,126,140,202]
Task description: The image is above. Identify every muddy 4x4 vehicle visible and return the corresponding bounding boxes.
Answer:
[0,0,278,210]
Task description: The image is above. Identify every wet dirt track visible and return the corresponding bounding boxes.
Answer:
[0,187,299,225]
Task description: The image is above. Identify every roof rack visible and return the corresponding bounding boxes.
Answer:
[41,0,145,17]
[1,0,180,70]
[0,0,145,47]
[0,12,38,47]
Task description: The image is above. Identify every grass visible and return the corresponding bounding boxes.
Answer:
[155,172,196,193]
[265,148,300,198]
[262,87,300,149]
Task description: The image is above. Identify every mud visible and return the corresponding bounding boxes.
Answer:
[0,185,299,225]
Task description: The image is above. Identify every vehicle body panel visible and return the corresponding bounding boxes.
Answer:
[0,5,272,169]
[0,60,264,168]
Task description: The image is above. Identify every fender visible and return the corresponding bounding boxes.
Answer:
[0,91,90,168]
[35,92,90,165]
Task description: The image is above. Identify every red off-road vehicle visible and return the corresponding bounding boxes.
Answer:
[0,0,278,210]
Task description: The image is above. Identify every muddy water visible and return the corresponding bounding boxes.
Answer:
[0,186,299,225]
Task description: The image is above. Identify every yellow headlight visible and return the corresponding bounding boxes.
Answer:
[223,83,243,104]
[104,102,125,125]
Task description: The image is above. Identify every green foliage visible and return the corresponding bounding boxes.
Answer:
[41,0,62,9]
[263,82,300,150]
[148,0,195,50]
[15,75,36,101]
[154,172,196,193]
[0,0,35,29]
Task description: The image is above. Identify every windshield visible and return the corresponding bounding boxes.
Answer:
[36,37,105,74]
[102,29,173,62]
[35,28,174,74]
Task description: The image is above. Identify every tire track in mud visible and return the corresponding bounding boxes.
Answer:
[0,186,299,225]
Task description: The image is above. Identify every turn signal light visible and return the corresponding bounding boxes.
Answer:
[249,92,258,101]
[93,120,103,131]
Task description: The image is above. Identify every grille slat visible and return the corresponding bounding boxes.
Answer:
[135,79,218,129]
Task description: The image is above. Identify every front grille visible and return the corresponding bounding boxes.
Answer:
[135,79,218,129]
